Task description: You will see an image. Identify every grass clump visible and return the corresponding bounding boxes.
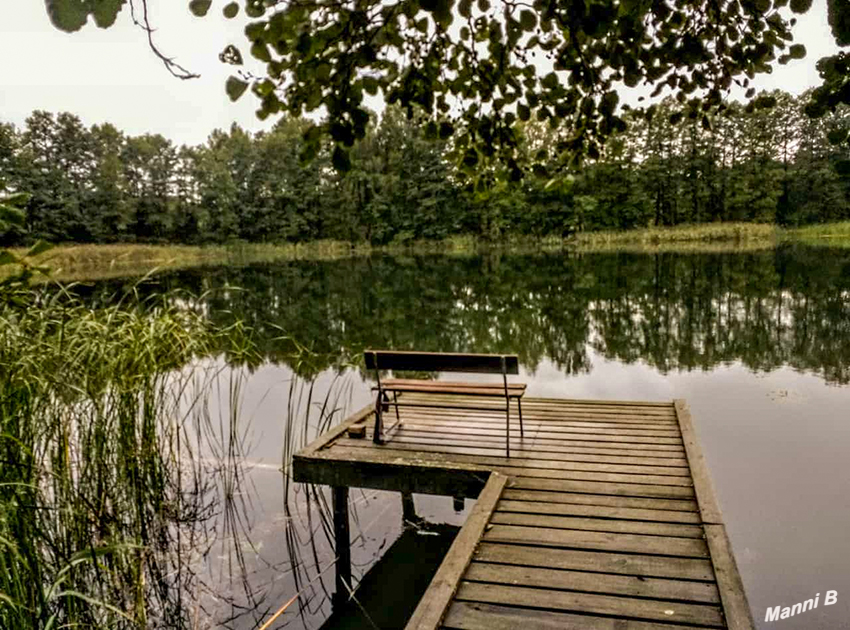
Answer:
[0,274,253,628]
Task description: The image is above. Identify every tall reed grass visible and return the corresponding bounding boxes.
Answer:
[0,278,259,628]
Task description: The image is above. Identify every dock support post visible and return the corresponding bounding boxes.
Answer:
[401,491,418,524]
[332,486,351,609]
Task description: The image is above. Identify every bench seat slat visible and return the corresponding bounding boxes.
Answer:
[378,383,525,398]
[382,379,526,395]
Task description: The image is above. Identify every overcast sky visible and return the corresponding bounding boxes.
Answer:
[0,1,841,147]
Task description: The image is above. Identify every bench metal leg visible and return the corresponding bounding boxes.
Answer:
[393,391,400,423]
[373,396,383,444]
[506,395,511,458]
[518,398,524,437]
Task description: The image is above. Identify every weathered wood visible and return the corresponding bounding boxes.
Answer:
[394,417,681,437]
[496,499,702,524]
[464,562,721,603]
[350,436,690,466]
[332,486,351,609]
[509,477,696,499]
[385,379,527,390]
[483,524,710,557]
[488,512,705,538]
[331,443,690,476]
[405,473,507,630]
[299,404,373,455]
[379,382,526,397]
[705,524,756,630]
[293,453,489,498]
[474,542,716,580]
[442,601,708,630]
[386,424,684,445]
[365,350,520,374]
[499,490,700,512]
[344,434,689,460]
[675,399,723,524]
[293,395,751,630]
[398,400,676,420]
[395,412,678,429]
[453,582,725,627]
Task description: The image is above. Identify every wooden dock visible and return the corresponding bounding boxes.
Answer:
[293,394,754,629]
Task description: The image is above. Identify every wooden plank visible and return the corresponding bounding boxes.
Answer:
[496,499,702,524]
[483,525,710,557]
[377,429,687,453]
[365,350,519,374]
[405,473,507,630]
[388,424,684,445]
[510,477,696,499]
[453,582,725,627]
[396,412,678,429]
[354,435,689,460]
[520,397,674,409]
[381,385,526,397]
[409,397,676,415]
[442,601,708,630]
[395,402,677,420]
[493,466,694,487]
[464,562,721,604]
[333,443,690,476]
[674,399,723,524]
[325,447,693,486]
[396,417,681,437]
[298,404,373,455]
[489,512,704,538]
[500,490,699,512]
[386,379,526,389]
[362,436,690,466]
[705,524,755,630]
[293,452,489,498]
[474,542,716,580]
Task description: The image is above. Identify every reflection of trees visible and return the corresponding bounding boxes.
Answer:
[82,246,850,384]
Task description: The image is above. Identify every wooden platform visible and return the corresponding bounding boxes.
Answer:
[293,394,754,630]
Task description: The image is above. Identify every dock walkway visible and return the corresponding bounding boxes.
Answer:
[293,394,753,629]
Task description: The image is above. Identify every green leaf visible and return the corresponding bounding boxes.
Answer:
[25,240,53,259]
[189,0,212,17]
[45,0,89,32]
[91,0,127,28]
[789,0,812,12]
[223,2,239,18]
[788,44,806,59]
[517,103,531,121]
[519,10,537,31]
[225,76,249,101]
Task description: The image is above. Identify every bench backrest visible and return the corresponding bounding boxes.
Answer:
[364,350,519,375]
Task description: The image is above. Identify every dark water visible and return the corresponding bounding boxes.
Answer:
[77,245,850,629]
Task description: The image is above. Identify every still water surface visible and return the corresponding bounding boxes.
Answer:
[80,246,850,629]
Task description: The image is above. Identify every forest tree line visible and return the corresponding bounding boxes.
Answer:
[1,89,850,246]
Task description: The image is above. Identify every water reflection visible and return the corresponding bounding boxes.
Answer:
[78,245,850,385]
[63,245,850,629]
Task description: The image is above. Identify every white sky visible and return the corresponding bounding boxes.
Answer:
[0,0,842,147]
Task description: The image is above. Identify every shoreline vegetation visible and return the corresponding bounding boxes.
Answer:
[7,221,850,281]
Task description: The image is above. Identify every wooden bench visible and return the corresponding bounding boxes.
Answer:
[363,350,526,456]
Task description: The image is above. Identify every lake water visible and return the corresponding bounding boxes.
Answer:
[77,245,850,629]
